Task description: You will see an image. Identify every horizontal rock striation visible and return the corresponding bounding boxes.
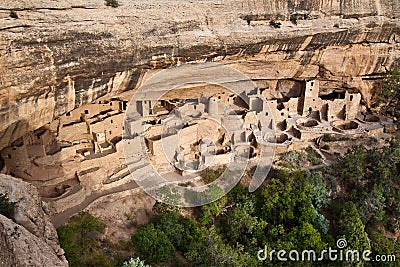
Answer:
[0,0,399,149]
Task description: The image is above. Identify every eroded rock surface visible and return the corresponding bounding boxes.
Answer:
[0,174,68,266]
[0,0,399,149]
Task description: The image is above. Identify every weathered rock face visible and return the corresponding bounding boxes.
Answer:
[0,174,68,266]
[0,215,68,267]
[0,0,399,149]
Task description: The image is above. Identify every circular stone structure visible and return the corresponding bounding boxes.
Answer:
[363,114,380,123]
[264,133,289,144]
[332,120,359,133]
[296,118,319,130]
[123,62,276,206]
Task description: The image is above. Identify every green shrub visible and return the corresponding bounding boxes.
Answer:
[131,223,175,263]
[0,193,15,220]
[336,145,366,188]
[377,70,400,125]
[57,212,110,267]
[290,14,298,25]
[313,210,330,235]
[243,15,252,25]
[105,0,119,8]
[201,166,226,184]
[131,224,175,264]
[280,150,308,168]
[368,137,378,145]
[309,171,331,209]
[122,257,152,267]
[269,20,281,28]
[155,211,201,252]
[306,146,322,165]
[9,11,18,19]
[321,144,330,150]
[290,13,309,25]
[322,134,336,142]
[277,161,292,168]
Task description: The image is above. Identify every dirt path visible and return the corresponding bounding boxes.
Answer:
[51,181,139,228]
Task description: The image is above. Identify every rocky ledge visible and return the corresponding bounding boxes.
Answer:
[0,174,68,266]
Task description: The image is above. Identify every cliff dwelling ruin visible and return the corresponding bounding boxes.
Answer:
[0,0,399,264]
[0,78,395,220]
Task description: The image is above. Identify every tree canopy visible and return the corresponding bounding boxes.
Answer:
[378,69,400,125]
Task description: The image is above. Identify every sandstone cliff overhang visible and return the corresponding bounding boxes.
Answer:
[0,0,399,149]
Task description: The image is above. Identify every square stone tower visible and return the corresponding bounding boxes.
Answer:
[302,80,320,115]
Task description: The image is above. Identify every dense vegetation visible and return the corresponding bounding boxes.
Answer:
[58,139,400,266]
[57,212,113,267]
[130,139,400,266]
[378,70,400,126]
